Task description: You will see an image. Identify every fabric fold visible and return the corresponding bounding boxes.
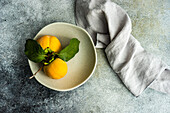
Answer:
[75,0,170,96]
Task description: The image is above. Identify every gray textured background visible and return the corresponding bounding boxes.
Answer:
[0,0,170,113]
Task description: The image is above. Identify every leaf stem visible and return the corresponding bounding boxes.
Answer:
[29,66,43,79]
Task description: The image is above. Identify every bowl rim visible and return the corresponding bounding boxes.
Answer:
[29,22,97,92]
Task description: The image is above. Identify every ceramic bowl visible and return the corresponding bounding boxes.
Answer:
[28,22,97,91]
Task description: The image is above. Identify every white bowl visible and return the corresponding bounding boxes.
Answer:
[28,22,97,91]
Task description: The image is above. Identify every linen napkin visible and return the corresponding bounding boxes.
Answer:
[75,0,170,96]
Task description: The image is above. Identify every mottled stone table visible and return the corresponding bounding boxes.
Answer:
[0,0,170,112]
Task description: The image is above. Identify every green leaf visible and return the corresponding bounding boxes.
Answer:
[57,38,80,62]
[24,39,46,63]
[44,47,53,54]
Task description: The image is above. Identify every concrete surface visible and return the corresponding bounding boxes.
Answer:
[0,0,170,112]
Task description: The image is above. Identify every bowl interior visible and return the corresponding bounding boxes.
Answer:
[28,22,97,91]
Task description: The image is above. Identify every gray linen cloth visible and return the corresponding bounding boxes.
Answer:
[75,0,170,96]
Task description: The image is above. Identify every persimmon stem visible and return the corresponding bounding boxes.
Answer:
[29,66,43,79]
